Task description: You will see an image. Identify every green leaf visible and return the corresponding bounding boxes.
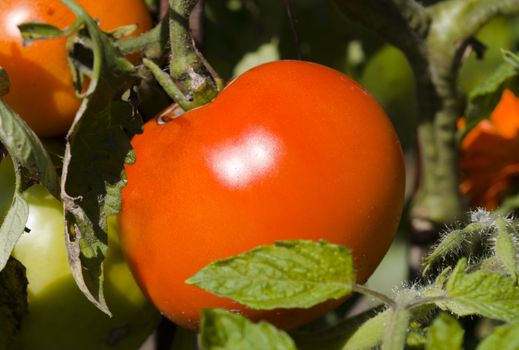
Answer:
[425,313,464,350]
[461,51,519,140]
[199,309,296,350]
[0,102,59,196]
[0,257,28,349]
[479,256,511,275]
[477,322,519,350]
[422,223,487,274]
[0,193,28,272]
[187,240,354,310]
[107,24,138,40]
[18,23,68,45]
[406,320,427,349]
[232,38,280,77]
[493,218,519,281]
[341,310,388,350]
[0,99,59,271]
[59,0,142,315]
[429,259,519,322]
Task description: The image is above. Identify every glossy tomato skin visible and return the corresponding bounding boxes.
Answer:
[119,61,406,330]
[0,0,152,137]
[0,159,160,349]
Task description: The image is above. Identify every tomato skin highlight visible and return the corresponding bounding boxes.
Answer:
[0,0,152,137]
[119,60,406,330]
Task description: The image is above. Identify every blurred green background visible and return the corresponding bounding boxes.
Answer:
[202,0,519,153]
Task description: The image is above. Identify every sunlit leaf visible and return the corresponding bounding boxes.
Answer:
[429,259,519,322]
[187,240,354,310]
[199,309,296,350]
[425,313,464,350]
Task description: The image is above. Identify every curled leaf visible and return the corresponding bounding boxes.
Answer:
[59,0,142,315]
[0,100,58,271]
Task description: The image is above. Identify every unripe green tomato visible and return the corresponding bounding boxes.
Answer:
[0,158,160,350]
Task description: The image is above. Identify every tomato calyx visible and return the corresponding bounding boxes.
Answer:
[143,0,223,112]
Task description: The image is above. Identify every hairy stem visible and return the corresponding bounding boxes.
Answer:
[406,295,449,309]
[115,19,168,58]
[336,0,519,237]
[143,58,193,110]
[411,0,519,232]
[352,284,396,308]
[168,0,218,108]
[381,307,411,350]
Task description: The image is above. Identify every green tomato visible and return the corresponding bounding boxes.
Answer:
[0,158,160,349]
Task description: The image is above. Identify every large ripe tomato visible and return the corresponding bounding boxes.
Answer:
[0,0,152,137]
[119,61,406,330]
[0,158,160,349]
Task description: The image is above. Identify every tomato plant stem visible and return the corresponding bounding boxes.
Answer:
[143,58,194,109]
[405,295,449,310]
[335,0,519,239]
[116,20,167,58]
[381,306,410,350]
[168,0,220,109]
[352,284,396,308]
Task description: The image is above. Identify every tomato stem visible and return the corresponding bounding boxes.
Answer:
[381,306,410,350]
[335,0,519,238]
[405,295,449,310]
[352,284,396,308]
[168,0,221,109]
[143,58,194,109]
[410,0,519,233]
[116,20,168,58]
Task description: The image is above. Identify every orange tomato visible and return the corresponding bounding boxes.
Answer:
[119,61,406,330]
[460,89,519,209]
[0,0,152,137]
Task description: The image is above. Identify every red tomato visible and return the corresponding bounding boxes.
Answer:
[0,0,152,137]
[118,61,405,330]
